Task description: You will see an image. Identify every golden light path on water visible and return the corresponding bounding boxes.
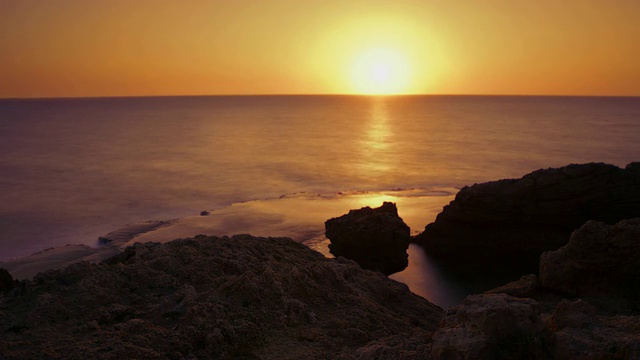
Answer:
[358,97,393,173]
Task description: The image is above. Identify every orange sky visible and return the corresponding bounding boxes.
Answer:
[1,0,639,98]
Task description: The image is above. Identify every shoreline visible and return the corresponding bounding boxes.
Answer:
[0,188,456,302]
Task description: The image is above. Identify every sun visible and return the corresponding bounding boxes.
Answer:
[351,47,411,95]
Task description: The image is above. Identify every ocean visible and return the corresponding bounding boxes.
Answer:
[1,95,639,306]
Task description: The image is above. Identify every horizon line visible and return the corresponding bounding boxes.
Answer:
[1,93,639,101]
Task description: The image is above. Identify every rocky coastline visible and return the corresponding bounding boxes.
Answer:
[432,218,640,359]
[413,162,640,274]
[1,162,639,359]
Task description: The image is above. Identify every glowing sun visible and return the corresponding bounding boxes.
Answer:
[351,47,411,95]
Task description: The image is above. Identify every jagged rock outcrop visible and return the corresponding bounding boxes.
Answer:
[325,202,410,275]
[431,294,547,359]
[540,218,640,298]
[414,162,640,273]
[0,235,442,360]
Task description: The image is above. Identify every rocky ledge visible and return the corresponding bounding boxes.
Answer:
[414,162,640,273]
[0,235,442,360]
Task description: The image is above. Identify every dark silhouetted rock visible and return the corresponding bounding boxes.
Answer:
[415,162,640,273]
[0,268,15,292]
[97,236,112,245]
[325,202,410,275]
[0,235,442,359]
[431,294,547,360]
[540,218,640,298]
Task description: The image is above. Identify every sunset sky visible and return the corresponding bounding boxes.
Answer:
[1,0,639,98]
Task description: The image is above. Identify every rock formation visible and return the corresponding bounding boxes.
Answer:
[432,217,640,359]
[0,235,442,359]
[432,293,546,359]
[414,162,640,273]
[546,299,640,359]
[540,218,640,299]
[325,202,410,275]
[432,292,640,360]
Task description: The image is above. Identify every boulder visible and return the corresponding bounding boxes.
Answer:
[325,202,410,275]
[540,218,640,298]
[415,162,640,273]
[431,294,547,359]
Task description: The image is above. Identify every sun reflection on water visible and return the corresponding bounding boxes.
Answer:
[358,97,395,173]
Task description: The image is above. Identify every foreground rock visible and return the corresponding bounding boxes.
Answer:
[0,235,442,360]
[540,218,640,299]
[414,162,640,273]
[433,218,640,359]
[433,293,640,360]
[484,274,539,298]
[325,202,410,275]
[432,294,546,359]
[547,299,640,359]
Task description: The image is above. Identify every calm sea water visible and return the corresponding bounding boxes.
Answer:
[1,95,639,284]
